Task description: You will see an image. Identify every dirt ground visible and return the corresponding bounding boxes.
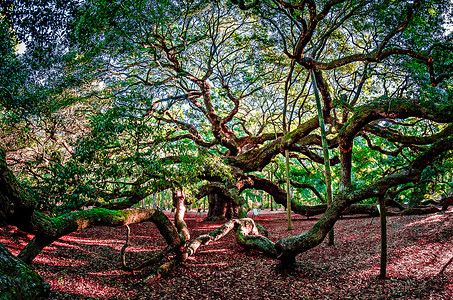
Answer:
[1,208,452,299]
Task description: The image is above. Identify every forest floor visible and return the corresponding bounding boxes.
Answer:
[1,208,453,299]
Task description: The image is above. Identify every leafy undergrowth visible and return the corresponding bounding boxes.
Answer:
[1,209,453,299]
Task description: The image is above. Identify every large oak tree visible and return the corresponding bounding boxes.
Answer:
[1,0,453,297]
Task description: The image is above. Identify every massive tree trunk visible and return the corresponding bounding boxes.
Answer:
[225,199,240,219]
[206,194,228,221]
[0,244,50,299]
[442,195,453,211]
[196,183,241,221]
[205,194,240,221]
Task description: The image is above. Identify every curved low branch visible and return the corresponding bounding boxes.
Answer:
[388,206,440,216]
[18,208,180,264]
[275,136,453,261]
[147,218,276,280]
[289,180,326,203]
[238,175,327,217]
[348,137,453,204]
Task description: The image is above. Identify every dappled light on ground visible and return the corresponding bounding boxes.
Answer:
[196,224,227,231]
[59,236,126,248]
[198,248,229,254]
[406,212,451,228]
[35,254,87,267]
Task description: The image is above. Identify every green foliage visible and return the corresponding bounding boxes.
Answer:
[2,0,453,217]
[0,19,27,114]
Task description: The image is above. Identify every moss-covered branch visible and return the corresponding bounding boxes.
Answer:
[146,218,277,280]
[18,208,180,264]
[0,244,50,299]
[274,136,453,262]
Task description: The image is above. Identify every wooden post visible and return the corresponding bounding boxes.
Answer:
[270,170,274,211]
[310,69,334,245]
[285,149,292,230]
[378,195,387,279]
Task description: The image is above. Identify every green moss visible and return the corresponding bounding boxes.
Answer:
[0,245,49,299]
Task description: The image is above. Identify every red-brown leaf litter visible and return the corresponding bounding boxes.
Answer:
[1,209,452,299]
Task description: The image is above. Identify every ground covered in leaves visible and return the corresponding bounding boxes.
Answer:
[1,209,453,299]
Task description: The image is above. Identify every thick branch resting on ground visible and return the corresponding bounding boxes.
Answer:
[239,175,410,217]
[388,206,440,216]
[17,208,180,264]
[274,136,453,262]
[146,218,277,280]
[2,145,184,263]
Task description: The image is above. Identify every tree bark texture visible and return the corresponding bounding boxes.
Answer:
[274,137,453,263]
[18,208,180,264]
[206,194,228,221]
[146,217,277,281]
[442,196,453,211]
[0,244,50,299]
